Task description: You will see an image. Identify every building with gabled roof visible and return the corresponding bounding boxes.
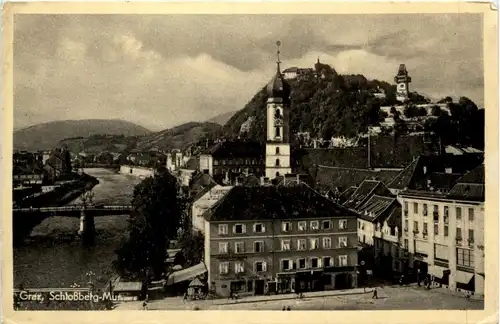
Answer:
[201,184,359,298]
[398,161,485,296]
[343,180,393,211]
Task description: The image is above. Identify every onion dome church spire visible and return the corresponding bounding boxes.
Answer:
[266,41,291,104]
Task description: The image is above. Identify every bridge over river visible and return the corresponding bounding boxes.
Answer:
[14,168,143,290]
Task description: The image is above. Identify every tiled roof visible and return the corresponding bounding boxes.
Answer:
[338,186,358,204]
[203,185,358,222]
[312,165,400,193]
[356,195,398,223]
[207,140,265,159]
[343,180,381,210]
[389,154,484,191]
[447,164,485,201]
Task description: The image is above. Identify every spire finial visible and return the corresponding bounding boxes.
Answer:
[276,40,281,72]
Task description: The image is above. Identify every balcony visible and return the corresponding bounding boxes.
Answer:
[455,237,463,246]
[468,238,475,247]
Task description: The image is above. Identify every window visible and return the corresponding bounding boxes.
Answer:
[323,257,332,267]
[338,255,348,267]
[311,257,319,268]
[423,204,428,216]
[282,222,291,232]
[468,208,474,221]
[275,127,280,137]
[297,239,306,250]
[255,261,267,272]
[298,221,306,231]
[275,159,280,167]
[323,237,332,249]
[276,147,280,155]
[413,221,419,233]
[322,220,332,230]
[468,229,475,243]
[413,202,418,214]
[281,259,292,271]
[423,222,428,234]
[219,242,228,254]
[281,240,291,251]
[310,221,319,230]
[456,207,462,220]
[404,202,408,216]
[433,205,439,221]
[456,227,462,240]
[219,262,229,274]
[339,219,348,229]
[235,261,244,273]
[404,219,409,231]
[233,224,246,234]
[434,223,439,235]
[338,236,348,248]
[254,241,264,253]
[297,258,306,269]
[444,206,449,223]
[404,239,408,249]
[310,238,319,250]
[358,220,361,229]
[457,248,474,268]
[218,224,228,235]
[444,225,449,237]
[235,242,245,253]
[253,223,265,233]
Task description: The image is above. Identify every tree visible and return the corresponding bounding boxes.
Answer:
[174,231,205,268]
[403,104,419,118]
[417,107,428,117]
[114,170,184,280]
[431,105,442,117]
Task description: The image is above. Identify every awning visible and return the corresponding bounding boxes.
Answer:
[428,265,447,279]
[456,270,474,285]
[166,262,207,286]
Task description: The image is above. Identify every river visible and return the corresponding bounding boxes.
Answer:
[13,168,142,289]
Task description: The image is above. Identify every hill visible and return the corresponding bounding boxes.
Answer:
[222,68,396,141]
[206,111,237,125]
[222,63,484,150]
[134,122,223,151]
[14,119,151,151]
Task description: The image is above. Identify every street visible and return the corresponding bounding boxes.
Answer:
[115,284,484,311]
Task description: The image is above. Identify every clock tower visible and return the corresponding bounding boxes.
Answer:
[265,41,292,179]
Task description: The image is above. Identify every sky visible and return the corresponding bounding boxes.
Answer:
[14,14,483,131]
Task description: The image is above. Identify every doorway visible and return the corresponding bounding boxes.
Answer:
[254,280,265,295]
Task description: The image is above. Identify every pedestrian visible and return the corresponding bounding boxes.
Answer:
[282,306,286,311]
[372,288,378,299]
[417,269,421,286]
[287,306,291,311]
[142,300,148,310]
[183,292,188,302]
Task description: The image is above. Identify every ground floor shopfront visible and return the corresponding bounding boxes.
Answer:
[210,268,357,298]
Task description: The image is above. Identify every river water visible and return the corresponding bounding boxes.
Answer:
[13,168,142,289]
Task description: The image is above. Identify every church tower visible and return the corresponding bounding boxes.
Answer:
[265,41,292,179]
[394,64,412,102]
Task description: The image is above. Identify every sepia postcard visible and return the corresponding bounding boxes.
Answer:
[1,2,498,324]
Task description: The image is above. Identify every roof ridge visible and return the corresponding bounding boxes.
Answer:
[388,156,420,188]
[317,164,376,172]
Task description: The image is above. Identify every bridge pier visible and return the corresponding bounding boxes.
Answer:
[78,209,95,244]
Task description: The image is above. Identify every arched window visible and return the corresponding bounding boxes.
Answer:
[275,126,280,137]
[276,147,280,155]
[275,159,280,166]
